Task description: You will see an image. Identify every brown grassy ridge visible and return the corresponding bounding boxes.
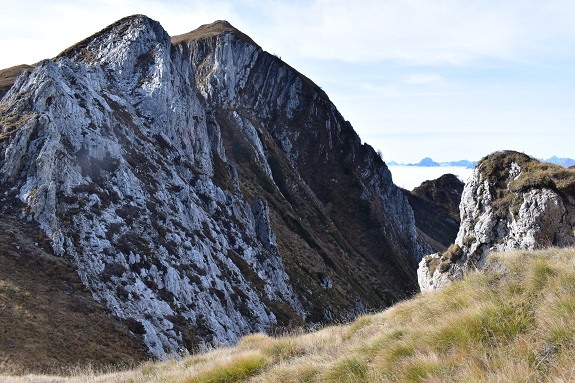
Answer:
[477,151,575,218]
[171,20,258,47]
[0,213,149,375]
[0,64,33,99]
[5,246,575,382]
[483,151,575,194]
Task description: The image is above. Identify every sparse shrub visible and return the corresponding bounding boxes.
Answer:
[528,259,557,292]
[439,261,451,273]
[375,341,415,370]
[359,329,405,358]
[442,243,463,263]
[263,339,306,362]
[462,235,476,247]
[238,333,271,348]
[425,255,441,275]
[424,243,464,276]
[345,316,373,339]
[401,357,453,383]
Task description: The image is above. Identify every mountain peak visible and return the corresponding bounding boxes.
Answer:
[1,14,428,359]
[56,14,168,62]
[410,157,440,167]
[171,20,258,47]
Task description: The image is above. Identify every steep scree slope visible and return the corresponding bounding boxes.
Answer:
[418,150,575,291]
[0,15,429,357]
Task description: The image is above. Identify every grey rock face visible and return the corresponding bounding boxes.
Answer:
[418,151,575,291]
[1,15,428,357]
[0,16,300,357]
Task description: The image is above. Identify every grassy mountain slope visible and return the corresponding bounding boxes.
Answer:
[0,210,149,375]
[5,246,575,382]
[0,65,32,99]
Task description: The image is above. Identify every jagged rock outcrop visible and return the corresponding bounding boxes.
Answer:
[418,151,575,291]
[403,174,464,252]
[0,15,429,358]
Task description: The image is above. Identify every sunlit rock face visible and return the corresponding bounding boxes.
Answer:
[1,15,428,357]
[418,151,575,292]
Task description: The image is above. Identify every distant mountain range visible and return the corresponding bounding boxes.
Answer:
[387,157,477,168]
[543,156,575,168]
[388,156,575,168]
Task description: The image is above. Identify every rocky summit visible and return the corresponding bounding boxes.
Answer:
[0,15,430,358]
[418,150,575,291]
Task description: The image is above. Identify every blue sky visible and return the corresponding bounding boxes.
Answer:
[1,0,574,163]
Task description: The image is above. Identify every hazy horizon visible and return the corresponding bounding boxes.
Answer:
[388,165,474,190]
[386,153,574,165]
[1,1,574,163]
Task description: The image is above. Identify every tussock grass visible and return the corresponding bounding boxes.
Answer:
[5,247,575,382]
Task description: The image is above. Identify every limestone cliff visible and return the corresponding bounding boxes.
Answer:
[0,15,429,357]
[418,151,575,291]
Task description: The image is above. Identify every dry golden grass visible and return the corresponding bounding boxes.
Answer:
[0,64,33,99]
[4,247,575,382]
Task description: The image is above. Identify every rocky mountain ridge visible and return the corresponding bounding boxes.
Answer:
[403,174,464,253]
[418,150,575,291]
[0,15,429,358]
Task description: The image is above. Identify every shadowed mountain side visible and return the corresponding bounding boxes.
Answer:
[403,174,464,252]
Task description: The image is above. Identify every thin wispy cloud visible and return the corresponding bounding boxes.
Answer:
[405,74,443,85]
[4,0,575,68]
[259,0,575,65]
[0,0,239,68]
[1,0,574,163]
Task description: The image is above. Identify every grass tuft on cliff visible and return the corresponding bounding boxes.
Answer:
[477,150,575,218]
[4,247,575,382]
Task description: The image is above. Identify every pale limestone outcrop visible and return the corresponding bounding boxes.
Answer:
[418,151,575,291]
[417,252,465,291]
